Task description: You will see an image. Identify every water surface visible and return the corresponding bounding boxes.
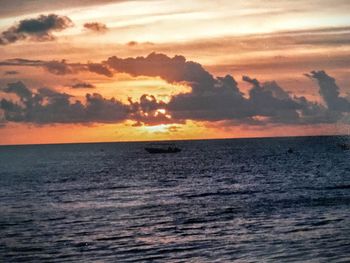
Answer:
[1,136,349,262]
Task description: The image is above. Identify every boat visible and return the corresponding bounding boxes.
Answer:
[145,144,181,154]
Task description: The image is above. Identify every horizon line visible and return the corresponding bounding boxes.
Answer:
[1,133,349,147]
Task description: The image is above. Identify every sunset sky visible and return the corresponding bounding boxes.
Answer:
[0,0,349,145]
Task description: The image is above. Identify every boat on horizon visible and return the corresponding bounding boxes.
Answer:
[145,143,181,154]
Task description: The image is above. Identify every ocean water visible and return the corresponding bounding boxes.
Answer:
[0,136,349,262]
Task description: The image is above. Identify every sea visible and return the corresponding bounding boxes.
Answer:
[0,136,349,262]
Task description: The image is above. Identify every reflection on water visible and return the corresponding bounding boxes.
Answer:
[0,136,349,262]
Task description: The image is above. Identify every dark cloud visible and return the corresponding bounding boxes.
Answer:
[87,63,113,77]
[0,58,43,67]
[84,22,108,33]
[71,82,96,89]
[167,75,250,122]
[128,94,176,125]
[1,81,32,101]
[44,60,74,75]
[84,93,128,122]
[0,14,73,45]
[106,52,214,89]
[0,82,128,124]
[0,58,113,77]
[127,41,138,46]
[0,58,76,75]
[243,77,333,124]
[245,77,304,120]
[305,70,350,112]
[4,70,19,75]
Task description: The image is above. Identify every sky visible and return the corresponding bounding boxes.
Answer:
[0,0,349,145]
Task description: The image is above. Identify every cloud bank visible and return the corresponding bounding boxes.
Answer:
[1,53,349,127]
[105,53,349,125]
[0,82,128,124]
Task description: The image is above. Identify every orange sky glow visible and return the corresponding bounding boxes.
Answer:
[0,0,349,145]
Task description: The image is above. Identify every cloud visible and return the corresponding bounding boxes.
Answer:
[305,70,350,112]
[0,1,133,18]
[128,94,176,125]
[0,58,43,67]
[126,41,154,47]
[44,60,74,75]
[71,82,96,89]
[84,22,108,33]
[4,70,19,75]
[106,52,215,91]
[0,82,128,124]
[243,76,334,124]
[166,75,250,122]
[0,58,113,77]
[1,81,32,100]
[87,63,113,77]
[127,41,138,46]
[0,14,73,45]
[0,58,76,75]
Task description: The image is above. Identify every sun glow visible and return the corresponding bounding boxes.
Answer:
[99,76,191,103]
[142,124,174,133]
